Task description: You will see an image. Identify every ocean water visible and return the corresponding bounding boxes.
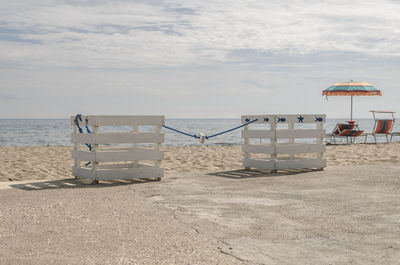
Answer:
[0,118,399,146]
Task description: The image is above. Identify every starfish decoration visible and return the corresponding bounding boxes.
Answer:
[297,116,304,123]
[264,117,269,122]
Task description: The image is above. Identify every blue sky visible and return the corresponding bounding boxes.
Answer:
[1,0,399,118]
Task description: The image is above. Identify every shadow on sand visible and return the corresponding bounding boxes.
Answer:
[10,168,323,190]
[207,168,321,179]
[9,178,158,191]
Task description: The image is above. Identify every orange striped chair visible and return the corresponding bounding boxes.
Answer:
[330,123,364,144]
[364,119,395,143]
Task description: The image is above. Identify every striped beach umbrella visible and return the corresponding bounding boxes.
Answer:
[322,81,382,121]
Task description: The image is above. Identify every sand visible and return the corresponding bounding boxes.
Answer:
[1,143,400,182]
[1,143,400,264]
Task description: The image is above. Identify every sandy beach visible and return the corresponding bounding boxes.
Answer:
[1,143,400,182]
[1,143,400,264]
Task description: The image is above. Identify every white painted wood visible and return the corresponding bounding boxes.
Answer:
[276,143,325,154]
[288,123,294,159]
[71,132,164,144]
[242,130,275,139]
[316,122,324,163]
[275,158,326,170]
[155,125,162,179]
[276,129,325,139]
[97,163,155,170]
[243,158,275,170]
[72,149,163,162]
[71,115,165,182]
[70,115,164,126]
[270,122,278,171]
[95,133,163,144]
[242,114,326,172]
[96,167,163,180]
[71,133,93,144]
[92,125,99,181]
[243,124,250,170]
[72,166,95,180]
[73,123,79,171]
[242,144,275,154]
[241,114,326,124]
[274,115,326,124]
[241,115,275,124]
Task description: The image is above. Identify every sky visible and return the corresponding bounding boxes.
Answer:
[1,0,399,119]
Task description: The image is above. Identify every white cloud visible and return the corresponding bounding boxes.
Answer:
[1,0,399,119]
[1,0,400,69]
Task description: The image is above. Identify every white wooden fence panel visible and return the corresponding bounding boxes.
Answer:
[96,167,163,180]
[242,144,275,154]
[72,167,95,180]
[97,163,154,170]
[276,144,326,154]
[243,158,275,170]
[72,150,94,161]
[71,133,93,144]
[71,115,164,182]
[97,149,163,162]
[276,129,325,139]
[242,130,275,139]
[72,149,163,162]
[72,132,163,144]
[242,114,326,172]
[71,115,164,126]
[241,114,326,124]
[241,115,275,124]
[95,133,163,144]
[275,158,326,170]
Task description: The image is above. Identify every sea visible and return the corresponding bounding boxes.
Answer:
[0,119,399,146]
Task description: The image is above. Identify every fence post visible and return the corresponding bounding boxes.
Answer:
[244,123,250,170]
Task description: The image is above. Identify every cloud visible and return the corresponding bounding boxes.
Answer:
[0,0,399,69]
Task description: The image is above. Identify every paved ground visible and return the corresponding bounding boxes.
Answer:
[0,180,241,264]
[133,164,400,264]
[1,164,400,264]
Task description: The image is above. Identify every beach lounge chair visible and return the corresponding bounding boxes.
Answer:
[330,122,364,144]
[364,111,396,143]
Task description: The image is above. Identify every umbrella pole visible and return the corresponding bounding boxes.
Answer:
[350,95,353,121]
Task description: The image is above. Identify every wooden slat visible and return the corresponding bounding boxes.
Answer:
[97,149,163,162]
[243,158,275,170]
[242,130,275,139]
[274,114,326,124]
[242,144,275,154]
[241,115,275,124]
[72,150,94,161]
[241,114,326,124]
[70,115,164,126]
[71,133,93,144]
[275,158,326,170]
[95,133,164,144]
[276,143,326,154]
[71,132,164,144]
[72,149,163,162]
[72,166,95,180]
[276,129,325,139]
[97,163,154,170]
[95,167,163,180]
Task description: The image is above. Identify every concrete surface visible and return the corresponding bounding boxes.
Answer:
[1,164,400,264]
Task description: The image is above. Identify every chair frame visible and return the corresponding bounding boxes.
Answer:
[330,122,362,144]
[364,111,396,143]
